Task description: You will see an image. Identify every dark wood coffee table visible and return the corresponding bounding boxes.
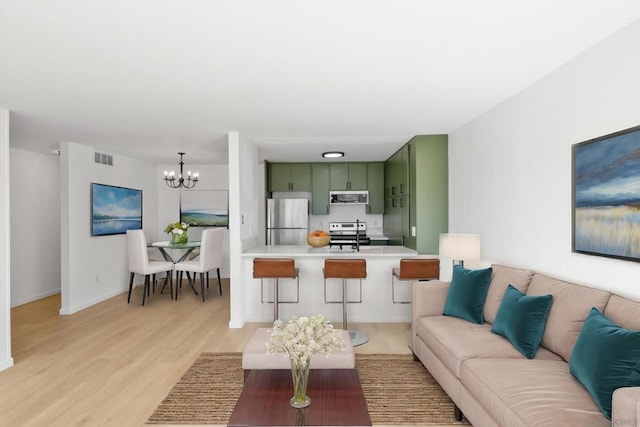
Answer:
[228,368,371,426]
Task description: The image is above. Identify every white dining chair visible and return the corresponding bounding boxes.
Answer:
[174,228,224,302]
[126,230,174,306]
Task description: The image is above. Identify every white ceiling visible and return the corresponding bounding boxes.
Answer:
[2,1,640,165]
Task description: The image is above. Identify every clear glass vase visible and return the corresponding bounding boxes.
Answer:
[171,231,188,244]
[290,360,311,408]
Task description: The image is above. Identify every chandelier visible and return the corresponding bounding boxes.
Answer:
[163,152,199,189]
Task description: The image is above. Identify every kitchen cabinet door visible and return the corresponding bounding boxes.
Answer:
[329,163,368,190]
[311,163,330,215]
[269,163,293,192]
[329,163,349,190]
[347,163,368,190]
[289,163,311,191]
[268,163,311,192]
[366,162,384,214]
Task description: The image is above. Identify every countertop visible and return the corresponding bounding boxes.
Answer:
[242,244,417,257]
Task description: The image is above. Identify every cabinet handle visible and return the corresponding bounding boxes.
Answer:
[392,186,397,196]
[392,199,397,208]
[400,184,404,194]
[347,181,351,190]
[400,198,405,208]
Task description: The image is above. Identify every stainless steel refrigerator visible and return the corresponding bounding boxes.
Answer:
[266,198,309,245]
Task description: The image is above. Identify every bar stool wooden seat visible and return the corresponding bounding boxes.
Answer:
[253,258,299,321]
[323,258,368,346]
[392,258,440,303]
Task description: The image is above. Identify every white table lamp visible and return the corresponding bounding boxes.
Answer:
[439,233,481,267]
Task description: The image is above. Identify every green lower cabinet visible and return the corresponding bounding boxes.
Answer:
[370,238,388,246]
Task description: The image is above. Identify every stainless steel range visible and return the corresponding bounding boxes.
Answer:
[329,221,371,249]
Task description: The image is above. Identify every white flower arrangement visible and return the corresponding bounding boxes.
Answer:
[266,314,346,368]
[164,221,189,235]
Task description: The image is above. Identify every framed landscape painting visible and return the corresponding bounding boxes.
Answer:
[91,183,142,236]
[180,190,228,227]
[572,125,640,261]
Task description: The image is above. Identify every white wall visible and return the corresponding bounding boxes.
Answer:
[60,142,159,314]
[229,132,264,328]
[10,149,61,306]
[449,19,640,298]
[0,109,13,371]
[157,163,231,277]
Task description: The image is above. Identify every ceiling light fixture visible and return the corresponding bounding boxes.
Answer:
[322,151,344,158]
[163,152,199,189]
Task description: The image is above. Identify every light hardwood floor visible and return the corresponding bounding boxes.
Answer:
[0,279,413,426]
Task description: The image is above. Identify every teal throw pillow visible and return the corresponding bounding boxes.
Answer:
[443,265,492,324]
[491,284,553,359]
[569,307,640,420]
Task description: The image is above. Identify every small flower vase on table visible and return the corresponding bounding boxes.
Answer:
[266,314,345,409]
[290,360,311,408]
[171,230,188,244]
[165,221,189,245]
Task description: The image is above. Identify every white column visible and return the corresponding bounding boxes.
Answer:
[228,132,244,328]
[0,109,14,371]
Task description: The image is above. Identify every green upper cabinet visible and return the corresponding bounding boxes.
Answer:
[268,163,312,192]
[366,162,384,214]
[311,163,330,215]
[386,146,409,197]
[329,163,368,190]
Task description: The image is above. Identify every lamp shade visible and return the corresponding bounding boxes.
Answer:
[439,233,481,261]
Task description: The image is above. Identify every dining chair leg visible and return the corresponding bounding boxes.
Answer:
[217,268,222,295]
[127,272,135,304]
[169,271,174,300]
[165,270,173,300]
[142,275,150,306]
[176,271,182,300]
[200,272,206,302]
[206,272,210,289]
[152,274,156,294]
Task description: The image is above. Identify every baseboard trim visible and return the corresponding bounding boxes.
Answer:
[0,357,14,372]
[11,289,61,308]
[59,288,126,315]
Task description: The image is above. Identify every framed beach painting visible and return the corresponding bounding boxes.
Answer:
[180,190,228,227]
[91,183,142,236]
[572,125,640,261]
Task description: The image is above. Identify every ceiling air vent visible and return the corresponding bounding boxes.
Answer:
[94,152,113,166]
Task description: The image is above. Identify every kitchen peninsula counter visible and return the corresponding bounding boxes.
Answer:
[240,245,434,324]
[242,244,417,257]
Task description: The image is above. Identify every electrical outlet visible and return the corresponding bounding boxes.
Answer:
[411,226,416,237]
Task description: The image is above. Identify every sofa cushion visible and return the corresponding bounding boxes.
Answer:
[484,264,535,324]
[604,294,640,330]
[569,308,640,420]
[526,273,610,362]
[443,265,492,324]
[415,315,561,379]
[461,358,608,427]
[491,284,553,359]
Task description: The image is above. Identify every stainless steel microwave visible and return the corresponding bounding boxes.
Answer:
[329,190,369,204]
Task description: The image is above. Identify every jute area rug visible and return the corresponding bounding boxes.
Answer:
[147,353,470,426]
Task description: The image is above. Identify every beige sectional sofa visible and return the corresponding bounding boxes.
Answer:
[411,264,640,427]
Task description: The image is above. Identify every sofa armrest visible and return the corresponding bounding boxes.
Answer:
[412,280,450,323]
[613,387,640,427]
